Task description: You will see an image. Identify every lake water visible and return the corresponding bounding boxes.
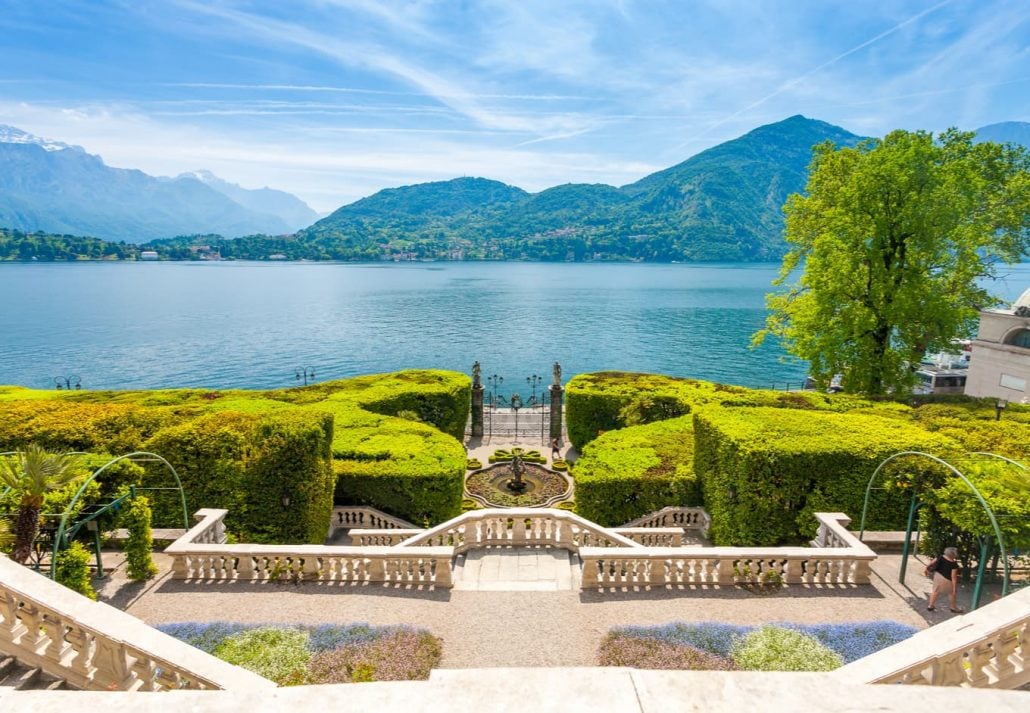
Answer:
[1,261,1027,394]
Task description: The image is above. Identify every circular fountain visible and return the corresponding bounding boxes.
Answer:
[465,452,571,508]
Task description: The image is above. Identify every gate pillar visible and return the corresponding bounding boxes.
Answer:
[471,361,484,438]
[549,361,563,442]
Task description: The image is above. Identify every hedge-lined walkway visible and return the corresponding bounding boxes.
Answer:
[108,552,969,669]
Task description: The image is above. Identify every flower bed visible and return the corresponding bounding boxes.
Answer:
[598,621,917,671]
[158,622,442,685]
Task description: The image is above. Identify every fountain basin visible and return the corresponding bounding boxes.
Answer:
[465,463,571,508]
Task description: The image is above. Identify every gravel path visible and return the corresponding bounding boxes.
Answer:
[114,553,950,669]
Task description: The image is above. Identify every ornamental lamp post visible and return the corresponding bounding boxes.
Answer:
[295,367,316,386]
[526,374,542,404]
[53,375,81,390]
[487,374,503,408]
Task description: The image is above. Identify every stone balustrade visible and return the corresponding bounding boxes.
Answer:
[611,527,685,547]
[837,585,1030,688]
[396,508,643,553]
[349,529,424,546]
[0,556,272,692]
[166,510,453,587]
[331,506,417,530]
[620,506,711,536]
[581,514,876,588]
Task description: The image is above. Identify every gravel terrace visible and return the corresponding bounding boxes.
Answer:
[104,551,964,669]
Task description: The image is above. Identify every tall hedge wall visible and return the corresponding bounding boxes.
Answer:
[0,369,470,538]
[564,372,896,449]
[692,407,959,546]
[572,416,700,526]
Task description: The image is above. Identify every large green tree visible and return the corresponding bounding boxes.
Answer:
[0,446,82,564]
[757,129,1030,394]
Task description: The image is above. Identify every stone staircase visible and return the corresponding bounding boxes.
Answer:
[0,655,68,691]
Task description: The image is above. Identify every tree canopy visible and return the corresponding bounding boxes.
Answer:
[756,128,1030,395]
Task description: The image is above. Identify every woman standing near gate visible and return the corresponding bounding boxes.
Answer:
[925,547,964,613]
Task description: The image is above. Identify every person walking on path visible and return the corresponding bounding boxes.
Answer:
[925,547,964,613]
[551,438,561,460]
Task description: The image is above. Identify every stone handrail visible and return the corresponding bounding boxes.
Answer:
[331,506,418,531]
[349,529,424,546]
[396,508,643,552]
[612,527,685,547]
[0,556,272,692]
[836,585,1030,688]
[620,506,711,536]
[581,514,876,588]
[166,510,453,587]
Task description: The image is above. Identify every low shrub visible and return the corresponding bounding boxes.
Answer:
[597,634,735,670]
[160,622,442,683]
[601,620,916,667]
[610,622,749,657]
[779,621,918,663]
[214,627,311,686]
[54,541,96,600]
[466,459,482,470]
[307,629,442,683]
[551,460,568,471]
[730,626,843,671]
[123,495,158,581]
[157,622,251,653]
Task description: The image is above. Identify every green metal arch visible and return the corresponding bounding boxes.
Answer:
[858,450,1012,605]
[50,451,189,578]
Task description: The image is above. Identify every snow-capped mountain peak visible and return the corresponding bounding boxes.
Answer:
[0,124,79,152]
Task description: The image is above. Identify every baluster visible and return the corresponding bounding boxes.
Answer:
[303,555,321,580]
[170,553,188,579]
[967,640,995,687]
[0,591,28,644]
[19,603,47,652]
[581,558,598,587]
[370,556,387,585]
[649,558,667,586]
[715,558,734,585]
[513,517,527,544]
[41,615,71,665]
[989,626,1021,683]
[65,626,96,680]
[92,638,136,690]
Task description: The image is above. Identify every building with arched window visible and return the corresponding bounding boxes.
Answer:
[964,287,1030,402]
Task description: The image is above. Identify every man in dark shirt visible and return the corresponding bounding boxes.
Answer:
[925,546,964,613]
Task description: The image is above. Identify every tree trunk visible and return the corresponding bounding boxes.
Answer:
[12,504,41,565]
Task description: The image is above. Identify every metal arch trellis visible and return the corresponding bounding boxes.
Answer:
[49,451,189,579]
[858,450,1019,610]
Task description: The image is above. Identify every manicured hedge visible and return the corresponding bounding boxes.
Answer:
[572,416,700,526]
[0,369,470,538]
[693,407,958,545]
[328,403,465,526]
[564,372,896,449]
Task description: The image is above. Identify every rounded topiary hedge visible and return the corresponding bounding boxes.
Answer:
[572,415,700,526]
[564,372,884,450]
[0,369,471,538]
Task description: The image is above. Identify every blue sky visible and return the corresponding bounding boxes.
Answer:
[1,1,1027,212]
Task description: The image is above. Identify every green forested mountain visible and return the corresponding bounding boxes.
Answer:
[299,115,865,261]
[2,116,867,262]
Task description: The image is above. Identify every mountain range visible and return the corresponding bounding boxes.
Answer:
[0,118,1025,260]
[0,125,317,242]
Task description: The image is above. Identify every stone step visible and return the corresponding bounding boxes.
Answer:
[0,656,67,690]
[452,546,580,591]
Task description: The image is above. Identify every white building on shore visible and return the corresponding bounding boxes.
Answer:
[964,287,1030,404]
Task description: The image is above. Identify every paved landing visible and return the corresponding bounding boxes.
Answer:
[452,547,579,591]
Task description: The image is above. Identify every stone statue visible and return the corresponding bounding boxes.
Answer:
[552,361,562,387]
[472,361,481,387]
